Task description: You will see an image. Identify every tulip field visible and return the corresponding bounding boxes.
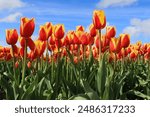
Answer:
[0,10,150,100]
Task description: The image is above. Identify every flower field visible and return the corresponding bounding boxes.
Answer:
[0,10,150,100]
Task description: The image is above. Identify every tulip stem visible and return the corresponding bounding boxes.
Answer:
[46,40,49,68]
[21,39,27,87]
[99,29,102,61]
[11,45,17,83]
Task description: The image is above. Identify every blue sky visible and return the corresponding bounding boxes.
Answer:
[0,0,150,46]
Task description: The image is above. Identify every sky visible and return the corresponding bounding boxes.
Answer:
[0,0,150,46]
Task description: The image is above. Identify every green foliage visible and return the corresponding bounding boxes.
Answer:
[0,53,150,100]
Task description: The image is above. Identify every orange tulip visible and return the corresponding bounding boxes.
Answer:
[54,24,65,39]
[109,37,121,53]
[76,25,84,32]
[6,29,18,45]
[95,34,108,51]
[34,40,46,57]
[39,22,53,41]
[89,23,97,37]
[49,34,56,45]
[106,26,116,39]
[20,17,35,38]
[80,32,89,45]
[93,10,106,29]
[130,50,138,59]
[120,34,130,48]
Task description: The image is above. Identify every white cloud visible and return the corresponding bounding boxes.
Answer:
[0,12,22,23]
[123,18,150,37]
[96,0,137,8]
[0,0,25,10]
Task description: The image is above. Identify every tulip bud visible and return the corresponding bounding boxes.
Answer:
[15,61,19,68]
[54,24,65,39]
[93,10,106,29]
[76,25,84,32]
[89,24,97,37]
[27,61,31,68]
[120,34,130,48]
[20,17,35,38]
[106,26,116,39]
[109,37,122,53]
[6,29,18,45]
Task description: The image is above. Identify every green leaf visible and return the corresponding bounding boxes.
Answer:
[81,80,100,100]
[96,54,107,98]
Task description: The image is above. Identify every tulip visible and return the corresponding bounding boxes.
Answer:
[93,10,106,30]
[39,22,53,41]
[54,24,65,39]
[130,50,138,59]
[34,40,46,57]
[20,17,35,38]
[106,26,116,39]
[89,24,97,37]
[15,61,19,68]
[27,61,31,68]
[109,37,121,53]
[6,29,18,45]
[76,25,84,32]
[49,34,56,45]
[120,34,130,48]
[80,32,89,45]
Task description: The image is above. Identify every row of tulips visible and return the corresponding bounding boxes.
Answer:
[0,10,150,100]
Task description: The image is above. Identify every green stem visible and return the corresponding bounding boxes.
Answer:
[21,39,27,87]
[46,40,49,68]
[12,45,16,79]
[99,30,102,61]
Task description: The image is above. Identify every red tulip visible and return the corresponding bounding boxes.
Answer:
[89,23,97,37]
[106,26,116,39]
[20,17,35,38]
[39,22,53,41]
[54,24,65,39]
[109,37,122,53]
[93,10,106,29]
[6,29,18,45]
[120,34,130,48]
[76,25,84,32]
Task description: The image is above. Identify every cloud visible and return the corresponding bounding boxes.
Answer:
[0,0,25,10]
[123,18,150,37]
[96,0,137,8]
[0,12,22,23]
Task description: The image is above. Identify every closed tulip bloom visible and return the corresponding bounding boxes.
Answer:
[89,24,97,37]
[6,29,18,45]
[130,50,138,59]
[20,17,35,38]
[39,22,53,41]
[49,34,56,45]
[27,61,31,68]
[15,61,19,68]
[109,37,121,53]
[54,24,65,39]
[106,26,116,39]
[80,32,89,45]
[120,34,130,48]
[93,10,106,29]
[76,25,84,32]
[45,22,53,37]
[34,40,46,57]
